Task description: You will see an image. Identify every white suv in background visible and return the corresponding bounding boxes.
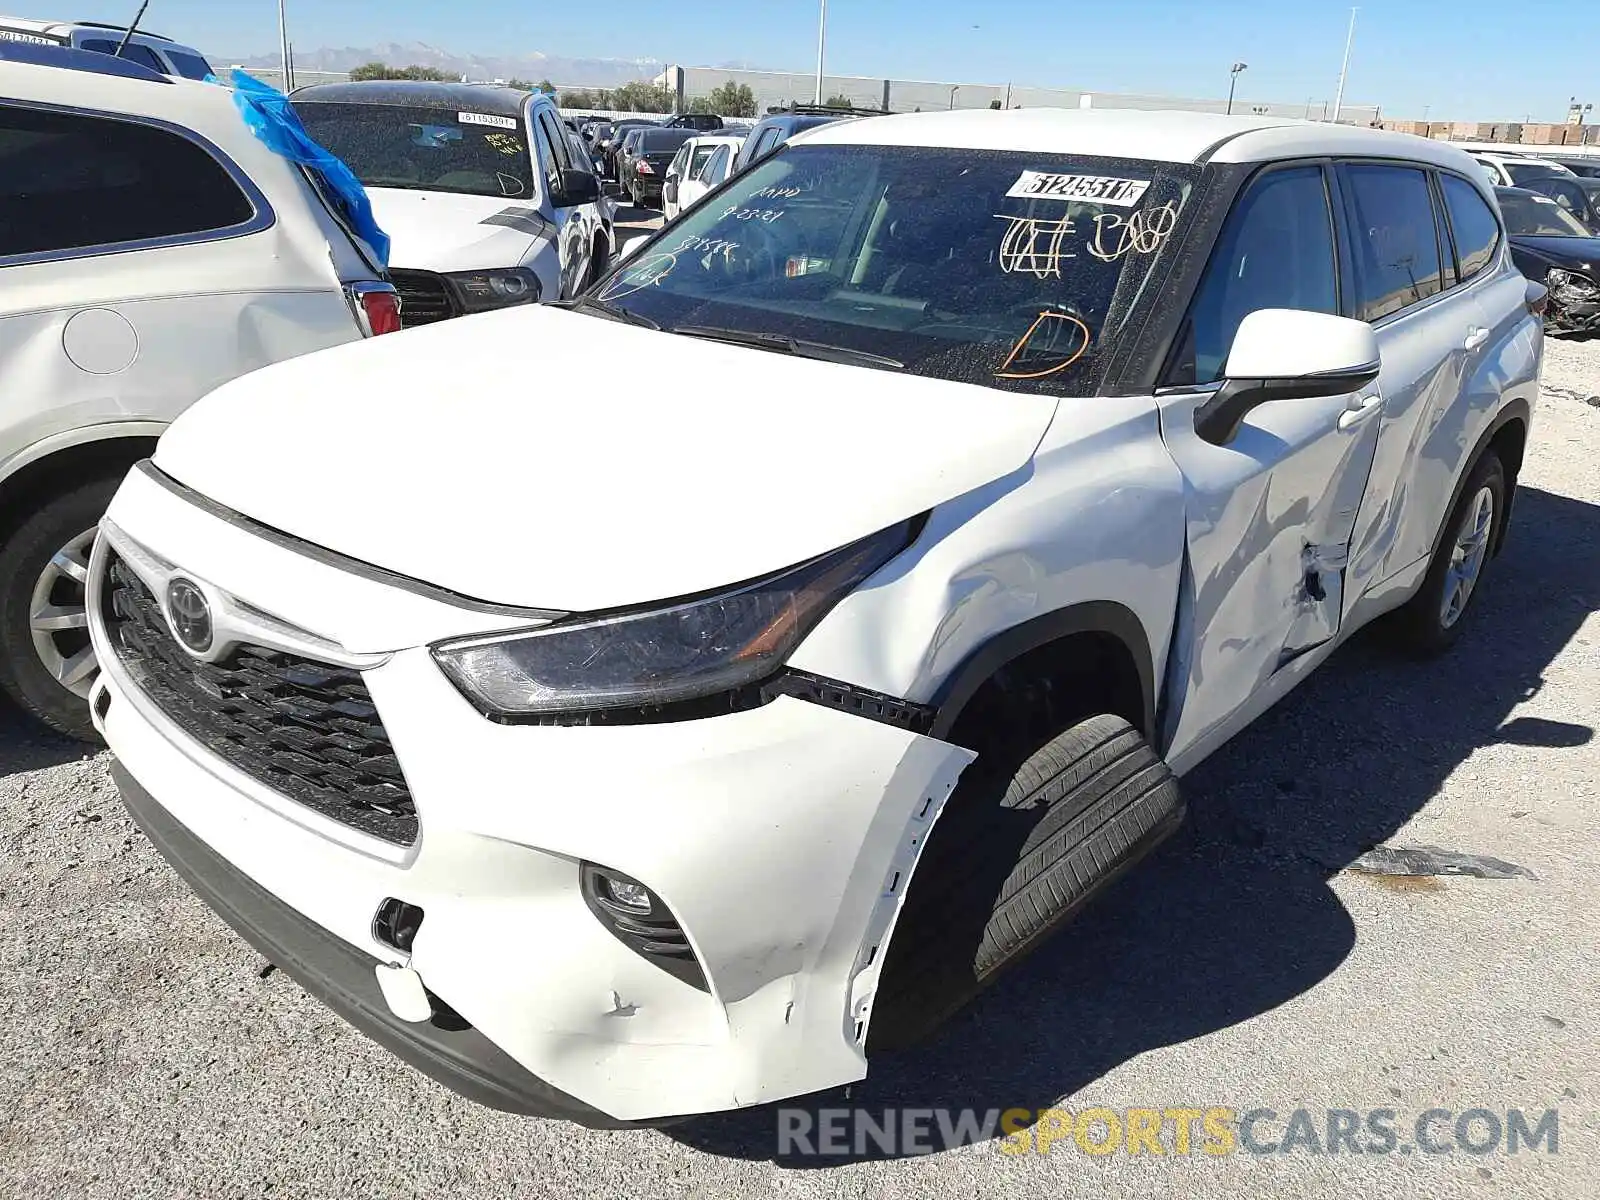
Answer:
[91,110,1539,1126]
[291,81,618,326]
[0,13,215,78]
[0,43,396,738]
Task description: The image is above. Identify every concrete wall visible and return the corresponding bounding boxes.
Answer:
[658,65,1380,124]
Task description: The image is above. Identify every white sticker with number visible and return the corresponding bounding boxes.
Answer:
[1006,171,1152,206]
[458,111,519,130]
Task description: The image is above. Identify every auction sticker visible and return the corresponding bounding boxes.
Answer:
[1006,171,1151,206]
[458,111,520,129]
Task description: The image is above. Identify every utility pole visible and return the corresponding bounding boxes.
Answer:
[1226,62,1247,115]
[814,0,828,105]
[277,0,292,92]
[1331,6,1357,123]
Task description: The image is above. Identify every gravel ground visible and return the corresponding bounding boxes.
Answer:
[2,338,1597,1198]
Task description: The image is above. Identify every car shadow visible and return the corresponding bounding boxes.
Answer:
[0,694,91,778]
[667,484,1599,1165]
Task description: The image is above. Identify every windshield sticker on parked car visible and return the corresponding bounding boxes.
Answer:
[1006,171,1152,206]
[458,111,520,130]
[1086,201,1180,261]
[995,310,1093,379]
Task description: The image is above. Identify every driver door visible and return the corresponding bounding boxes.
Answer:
[1157,163,1385,762]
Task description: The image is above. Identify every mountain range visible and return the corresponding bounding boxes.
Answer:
[227,42,732,87]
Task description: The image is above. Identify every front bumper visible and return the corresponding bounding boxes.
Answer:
[91,464,973,1123]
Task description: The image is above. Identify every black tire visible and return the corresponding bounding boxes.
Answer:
[0,474,122,741]
[868,714,1182,1050]
[1388,450,1507,656]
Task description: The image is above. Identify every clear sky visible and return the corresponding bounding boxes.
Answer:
[71,0,1597,122]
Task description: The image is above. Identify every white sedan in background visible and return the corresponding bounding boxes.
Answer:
[662,134,745,220]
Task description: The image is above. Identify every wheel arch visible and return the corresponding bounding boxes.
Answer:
[1434,396,1530,562]
[926,600,1158,745]
[0,424,164,537]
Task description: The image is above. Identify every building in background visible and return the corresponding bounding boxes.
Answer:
[652,64,1381,123]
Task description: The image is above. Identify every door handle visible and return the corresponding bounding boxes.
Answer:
[1464,325,1490,351]
[1337,393,1383,431]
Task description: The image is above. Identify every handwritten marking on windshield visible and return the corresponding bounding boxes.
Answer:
[751,185,803,200]
[996,214,1077,279]
[599,252,678,300]
[674,234,741,256]
[721,206,785,223]
[1086,202,1179,261]
[996,311,1092,380]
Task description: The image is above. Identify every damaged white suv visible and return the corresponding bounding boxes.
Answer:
[90,110,1540,1126]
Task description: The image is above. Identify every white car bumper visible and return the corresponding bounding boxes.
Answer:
[88,464,973,1124]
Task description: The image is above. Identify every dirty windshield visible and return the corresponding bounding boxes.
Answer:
[597,145,1195,393]
[294,103,532,199]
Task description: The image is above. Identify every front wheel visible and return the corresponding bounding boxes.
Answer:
[1389,451,1507,655]
[0,475,122,740]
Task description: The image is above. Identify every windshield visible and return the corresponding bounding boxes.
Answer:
[1499,191,1591,237]
[594,144,1194,395]
[1504,161,1570,186]
[165,49,214,80]
[293,102,532,199]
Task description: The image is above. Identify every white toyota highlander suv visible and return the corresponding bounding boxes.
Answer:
[88,109,1541,1126]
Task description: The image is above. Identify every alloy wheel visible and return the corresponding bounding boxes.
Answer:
[1439,485,1495,629]
[28,526,98,698]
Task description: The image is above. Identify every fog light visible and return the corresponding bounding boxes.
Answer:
[605,878,652,913]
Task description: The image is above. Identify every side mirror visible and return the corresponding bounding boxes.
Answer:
[602,180,623,199]
[555,168,600,207]
[1196,309,1380,446]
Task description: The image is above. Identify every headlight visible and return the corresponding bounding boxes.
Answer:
[433,520,919,718]
[444,268,542,313]
[1547,268,1572,288]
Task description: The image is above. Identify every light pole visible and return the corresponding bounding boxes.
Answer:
[813,0,827,105]
[1226,62,1247,115]
[1332,6,1358,123]
[277,0,292,92]
[949,85,960,110]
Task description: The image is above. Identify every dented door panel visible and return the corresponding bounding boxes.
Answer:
[1156,382,1383,763]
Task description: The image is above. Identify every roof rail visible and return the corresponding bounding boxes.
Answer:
[777,102,889,118]
[71,19,174,41]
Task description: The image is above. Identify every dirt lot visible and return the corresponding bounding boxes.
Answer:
[1,338,1596,1199]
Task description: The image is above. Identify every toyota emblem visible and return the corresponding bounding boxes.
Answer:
[165,578,213,654]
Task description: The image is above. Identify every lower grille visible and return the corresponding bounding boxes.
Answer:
[388,268,458,327]
[102,552,418,846]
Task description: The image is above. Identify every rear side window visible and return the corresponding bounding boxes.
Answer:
[1173,165,1339,385]
[164,50,215,80]
[79,38,166,74]
[749,127,782,162]
[1440,175,1501,281]
[0,104,255,260]
[1343,164,1444,321]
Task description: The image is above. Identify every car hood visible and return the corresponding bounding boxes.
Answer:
[153,306,1058,613]
[367,188,552,272]
[1508,234,1600,271]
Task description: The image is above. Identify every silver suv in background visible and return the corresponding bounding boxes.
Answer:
[0,13,215,79]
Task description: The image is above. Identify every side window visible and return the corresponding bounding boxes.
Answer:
[750,128,781,162]
[80,38,167,73]
[1172,166,1339,385]
[1440,174,1500,282]
[700,145,729,183]
[529,111,562,200]
[669,145,690,177]
[1343,164,1444,321]
[537,110,571,173]
[0,103,255,260]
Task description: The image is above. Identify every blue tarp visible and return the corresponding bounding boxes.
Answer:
[229,69,391,268]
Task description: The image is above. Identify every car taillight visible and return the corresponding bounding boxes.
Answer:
[636,160,655,175]
[347,282,402,336]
